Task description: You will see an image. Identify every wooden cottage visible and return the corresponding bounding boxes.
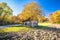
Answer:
[23,20,38,27]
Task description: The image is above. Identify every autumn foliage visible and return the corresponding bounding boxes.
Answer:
[49,10,60,24]
[18,2,43,23]
[0,2,60,25]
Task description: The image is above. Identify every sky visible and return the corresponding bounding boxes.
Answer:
[0,0,60,17]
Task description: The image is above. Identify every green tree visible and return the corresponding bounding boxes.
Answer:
[0,2,13,25]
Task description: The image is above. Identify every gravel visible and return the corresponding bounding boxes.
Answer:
[0,28,60,40]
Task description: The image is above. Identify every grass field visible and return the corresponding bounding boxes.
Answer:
[38,23,51,28]
[0,23,51,33]
[38,23,51,26]
[0,26,32,33]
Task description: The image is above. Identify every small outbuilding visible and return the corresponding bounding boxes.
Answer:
[23,20,38,27]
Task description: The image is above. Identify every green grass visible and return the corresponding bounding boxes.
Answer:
[0,23,51,33]
[0,26,32,33]
[38,23,50,26]
[38,23,51,29]
[38,25,47,29]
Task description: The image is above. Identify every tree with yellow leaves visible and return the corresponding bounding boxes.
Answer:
[49,10,60,24]
[18,2,42,23]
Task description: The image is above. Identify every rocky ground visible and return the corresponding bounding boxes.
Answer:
[0,27,60,40]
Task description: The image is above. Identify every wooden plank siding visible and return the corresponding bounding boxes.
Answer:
[23,21,38,27]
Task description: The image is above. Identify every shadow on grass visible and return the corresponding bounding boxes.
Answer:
[37,25,60,32]
[9,25,28,27]
[1,25,60,33]
[9,25,60,31]
[37,25,47,29]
